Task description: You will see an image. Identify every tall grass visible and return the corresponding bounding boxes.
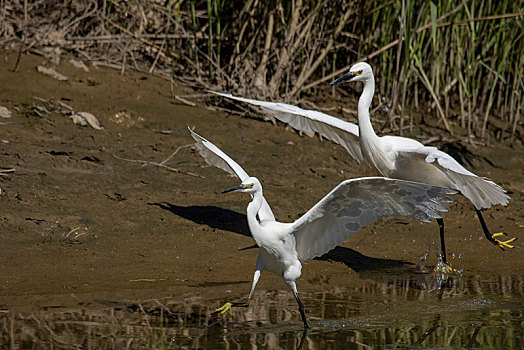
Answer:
[0,0,522,143]
[354,0,522,143]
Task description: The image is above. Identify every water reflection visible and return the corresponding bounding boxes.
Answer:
[1,272,522,349]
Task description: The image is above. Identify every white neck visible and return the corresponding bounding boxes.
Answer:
[357,76,392,174]
[358,76,379,141]
[246,189,264,236]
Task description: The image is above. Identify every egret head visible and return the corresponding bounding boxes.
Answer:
[222,177,261,194]
[329,62,373,87]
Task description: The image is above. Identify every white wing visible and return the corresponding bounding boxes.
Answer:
[211,91,364,164]
[291,177,456,261]
[189,128,275,221]
[394,146,509,210]
[190,128,249,180]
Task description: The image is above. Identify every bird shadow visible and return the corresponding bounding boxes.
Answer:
[152,202,251,237]
[154,203,413,274]
[316,246,412,273]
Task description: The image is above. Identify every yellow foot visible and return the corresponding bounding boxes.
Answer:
[434,262,457,274]
[491,232,517,250]
[215,302,233,316]
[444,265,457,273]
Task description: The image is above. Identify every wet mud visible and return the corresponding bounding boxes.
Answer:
[0,53,522,348]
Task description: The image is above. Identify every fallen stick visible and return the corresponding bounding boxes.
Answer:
[112,144,204,178]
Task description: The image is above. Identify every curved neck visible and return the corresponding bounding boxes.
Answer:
[246,189,264,233]
[358,77,379,141]
[357,76,393,174]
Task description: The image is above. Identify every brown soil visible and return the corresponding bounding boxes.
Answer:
[0,52,522,313]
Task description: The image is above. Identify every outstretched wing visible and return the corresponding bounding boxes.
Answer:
[189,128,275,221]
[190,128,249,180]
[395,146,509,210]
[291,177,456,261]
[211,91,364,164]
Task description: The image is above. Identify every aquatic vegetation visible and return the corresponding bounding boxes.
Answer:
[1,273,522,348]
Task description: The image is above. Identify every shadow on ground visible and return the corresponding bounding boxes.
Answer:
[153,202,251,237]
[316,246,412,273]
[156,202,412,274]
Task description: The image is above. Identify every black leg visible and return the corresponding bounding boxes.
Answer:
[437,218,447,264]
[294,292,310,329]
[298,328,311,349]
[475,208,516,250]
[231,301,250,307]
[475,208,496,242]
[467,326,481,348]
[216,266,262,316]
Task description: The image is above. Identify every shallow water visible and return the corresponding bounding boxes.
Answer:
[0,53,522,349]
[2,270,522,349]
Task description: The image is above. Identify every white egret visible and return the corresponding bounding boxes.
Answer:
[210,63,514,264]
[189,128,455,328]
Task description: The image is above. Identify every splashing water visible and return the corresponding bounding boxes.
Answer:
[416,239,432,273]
[415,233,465,291]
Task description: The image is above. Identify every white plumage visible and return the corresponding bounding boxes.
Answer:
[209,91,507,210]
[210,62,514,260]
[190,128,275,222]
[211,91,364,164]
[190,128,455,328]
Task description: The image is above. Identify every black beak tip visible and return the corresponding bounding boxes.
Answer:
[222,184,243,194]
[329,71,355,88]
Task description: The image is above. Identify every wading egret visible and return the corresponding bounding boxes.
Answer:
[210,63,513,264]
[190,128,455,328]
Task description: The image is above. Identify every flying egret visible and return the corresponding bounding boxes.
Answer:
[210,63,514,264]
[189,128,455,328]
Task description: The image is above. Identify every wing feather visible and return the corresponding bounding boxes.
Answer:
[190,128,249,180]
[396,147,509,210]
[211,91,364,163]
[291,177,456,261]
[189,128,275,221]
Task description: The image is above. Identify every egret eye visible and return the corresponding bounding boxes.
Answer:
[244,183,254,189]
[354,69,363,76]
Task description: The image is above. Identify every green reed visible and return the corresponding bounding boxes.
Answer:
[8,0,519,143]
[349,0,522,143]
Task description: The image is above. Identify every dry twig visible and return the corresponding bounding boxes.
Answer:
[112,144,203,178]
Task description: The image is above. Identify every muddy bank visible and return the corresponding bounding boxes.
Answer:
[0,53,522,345]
